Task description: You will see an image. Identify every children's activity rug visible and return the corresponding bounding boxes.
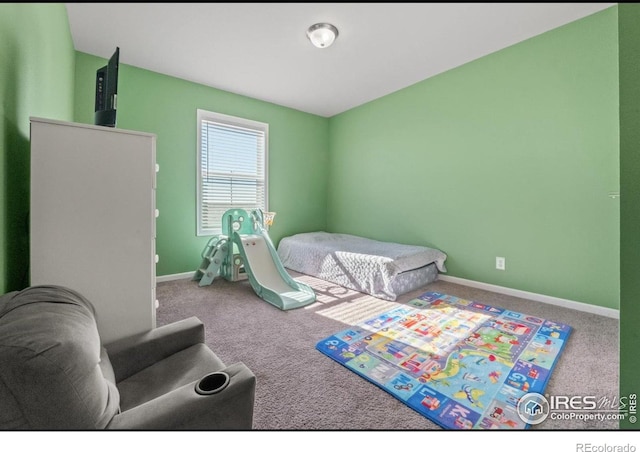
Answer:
[316,291,571,430]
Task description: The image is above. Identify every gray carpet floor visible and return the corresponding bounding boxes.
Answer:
[156,272,619,430]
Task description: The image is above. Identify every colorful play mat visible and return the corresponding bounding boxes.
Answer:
[316,291,571,429]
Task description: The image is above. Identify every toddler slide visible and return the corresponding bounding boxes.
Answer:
[232,230,316,310]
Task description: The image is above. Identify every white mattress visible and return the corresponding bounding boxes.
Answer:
[277,232,447,301]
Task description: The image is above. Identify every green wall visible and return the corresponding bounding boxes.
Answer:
[0,3,75,293]
[74,52,329,277]
[618,3,640,430]
[328,7,619,310]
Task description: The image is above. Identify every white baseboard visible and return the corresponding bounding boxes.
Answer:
[438,275,619,319]
[156,271,195,283]
[156,271,619,319]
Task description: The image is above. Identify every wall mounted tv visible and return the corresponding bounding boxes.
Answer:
[94,47,119,127]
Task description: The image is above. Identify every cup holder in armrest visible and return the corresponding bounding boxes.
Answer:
[195,371,230,395]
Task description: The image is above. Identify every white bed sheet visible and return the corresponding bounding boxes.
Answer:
[277,232,447,301]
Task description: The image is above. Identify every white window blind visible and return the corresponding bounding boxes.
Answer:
[197,109,268,236]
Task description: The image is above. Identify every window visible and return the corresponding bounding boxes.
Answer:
[197,109,268,236]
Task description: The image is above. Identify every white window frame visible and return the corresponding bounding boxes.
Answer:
[196,109,269,236]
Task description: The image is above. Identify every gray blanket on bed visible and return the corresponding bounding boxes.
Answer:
[276,231,447,301]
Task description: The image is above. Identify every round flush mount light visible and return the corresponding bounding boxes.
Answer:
[306,23,339,49]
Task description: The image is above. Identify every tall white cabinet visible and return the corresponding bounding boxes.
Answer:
[30,117,158,343]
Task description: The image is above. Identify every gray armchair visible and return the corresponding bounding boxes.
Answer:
[0,285,256,430]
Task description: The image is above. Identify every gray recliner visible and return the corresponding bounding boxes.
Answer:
[0,285,256,430]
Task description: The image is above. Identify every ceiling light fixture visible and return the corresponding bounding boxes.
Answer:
[306,23,339,49]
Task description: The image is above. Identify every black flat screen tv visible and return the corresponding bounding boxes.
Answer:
[94,47,119,127]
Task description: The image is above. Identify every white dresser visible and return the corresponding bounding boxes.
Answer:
[30,117,158,343]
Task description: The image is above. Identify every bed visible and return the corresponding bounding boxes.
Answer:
[276,231,447,301]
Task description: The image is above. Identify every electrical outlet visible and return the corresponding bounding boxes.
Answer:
[496,257,506,271]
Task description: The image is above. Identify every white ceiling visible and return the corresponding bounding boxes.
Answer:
[65,3,614,118]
